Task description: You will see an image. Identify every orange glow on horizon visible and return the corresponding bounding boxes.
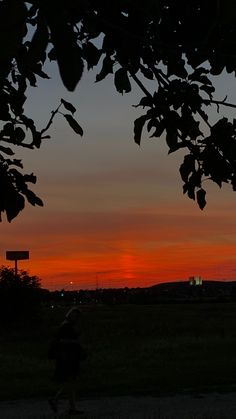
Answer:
[6,238,235,290]
[2,194,236,290]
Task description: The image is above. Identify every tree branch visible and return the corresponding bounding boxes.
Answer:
[41,103,62,135]
[197,109,212,129]
[129,72,153,100]
[204,99,236,110]
[151,66,169,88]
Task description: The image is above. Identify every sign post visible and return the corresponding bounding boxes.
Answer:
[6,251,29,276]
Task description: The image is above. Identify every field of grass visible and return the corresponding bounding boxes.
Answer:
[1,302,236,400]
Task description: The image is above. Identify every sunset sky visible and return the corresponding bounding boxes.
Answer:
[1,63,236,290]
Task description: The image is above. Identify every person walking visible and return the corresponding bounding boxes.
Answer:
[48,307,87,416]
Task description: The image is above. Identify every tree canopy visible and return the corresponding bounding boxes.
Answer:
[0,265,41,320]
[1,0,236,221]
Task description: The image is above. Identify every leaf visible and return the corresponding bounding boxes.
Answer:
[197,188,206,210]
[25,190,43,207]
[166,129,178,153]
[0,102,10,121]
[136,96,152,108]
[34,67,50,79]
[209,59,225,76]
[64,114,83,136]
[168,58,188,79]
[0,1,27,80]
[21,115,36,132]
[27,18,49,64]
[48,47,56,61]
[183,182,195,201]
[26,72,37,87]
[48,17,84,91]
[24,173,37,184]
[140,65,153,80]
[96,55,113,82]
[149,120,165,138]
[14,127,25,143]
[189,67,209,78]
[32,131,42,148]
[189,69,211,85]
[194,75,211,85]
[147,118,156,133]
[83,41,101,70]
[187,186,195,201]
[6,192,25,223]
[200,85,215,96]
[179,154,196,182]
[61,98,76,114]
[231,174,236,191]
[114,68,131,94]
[3,122,14,134]
[0,146,14,156]
[6,159,23,169]
[134,115,147,145]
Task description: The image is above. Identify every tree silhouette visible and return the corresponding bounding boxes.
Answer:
[0,265,41,320]
[1,0,236,220]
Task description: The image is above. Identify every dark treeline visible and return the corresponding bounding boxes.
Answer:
[45,281,236,306]
[2,274,236,327]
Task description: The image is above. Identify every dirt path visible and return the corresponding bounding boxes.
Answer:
[1,393,236,419]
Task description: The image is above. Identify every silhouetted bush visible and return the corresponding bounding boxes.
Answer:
[0,265,42,323]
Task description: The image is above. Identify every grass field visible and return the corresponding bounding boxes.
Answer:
[1,302,236,400]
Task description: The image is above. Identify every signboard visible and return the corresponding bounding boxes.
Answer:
[6,251,29,261]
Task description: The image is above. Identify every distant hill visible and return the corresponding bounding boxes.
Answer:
[149,280,236,289]
[145,280,236,302]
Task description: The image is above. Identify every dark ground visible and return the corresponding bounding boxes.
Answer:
[1,393,236,418]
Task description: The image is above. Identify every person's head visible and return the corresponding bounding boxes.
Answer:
[65,307,82,326]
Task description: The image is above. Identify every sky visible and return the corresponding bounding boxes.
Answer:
[1,62,236,290]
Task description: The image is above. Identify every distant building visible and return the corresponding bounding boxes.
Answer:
[189,276,203,286]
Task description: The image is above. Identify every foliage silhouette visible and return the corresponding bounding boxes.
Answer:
[0,265,41,321]
[1,1,236,219]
